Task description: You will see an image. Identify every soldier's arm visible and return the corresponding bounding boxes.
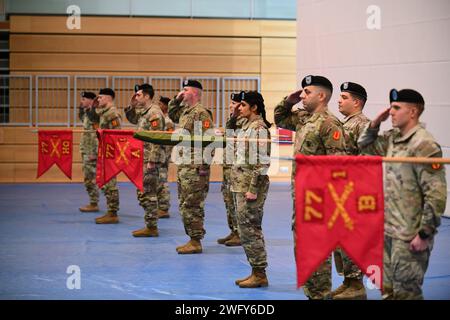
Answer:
[109,112,121,129]
[78,106,85,122]
[274,98,298,131]
[414,142,447,237]
[357,122,389,156]
[124,106,139,124]
[248,127,271,194]
[320,120,346,155]
[168,98,183,124]
[145,114,165,163]
[86,107,100,123]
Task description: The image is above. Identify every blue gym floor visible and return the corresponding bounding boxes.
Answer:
[0,182,449,300]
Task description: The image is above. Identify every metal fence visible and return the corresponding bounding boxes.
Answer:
[35,75,70,127]
[0,75,261,128]
[0,75,32,126]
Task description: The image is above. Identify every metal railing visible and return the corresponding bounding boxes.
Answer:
[0,75,32,126]
[0,75,261,128]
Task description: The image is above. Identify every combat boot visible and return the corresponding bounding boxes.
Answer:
[95,212,119,224]
[176,239,202,254]
[132,226,159,237]
[331,278,350,298]
[333,278,367,300]
[79,203,99,212]
[217,232,234,244]
[238,268,268,288]
[157,209,170,219]
[235,270,253,285]
[225,232,241,247]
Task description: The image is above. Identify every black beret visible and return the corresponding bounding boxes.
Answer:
[183,79,203,90]
[99,88,115,99]
[389,89,424,104]
[240,91,264,104]
[134,83,153,93]
[301,75,333,94]
[81,91,96,100]
[159,96,170,105]
[340,82,367,100]
[230,92,242,103]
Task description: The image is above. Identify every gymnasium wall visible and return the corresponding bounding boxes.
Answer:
[0,15,296,182]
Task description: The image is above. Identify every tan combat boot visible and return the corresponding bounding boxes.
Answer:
[225,232,241,247]
[333,278,367,300]
[235,270,254,285]
[331,278,350,298]
[238,268,268,288]
[157,209,170,219]
[79,203,99,212]
[132,226,159,237]
[217,232,234,244]
[176,239,202,254]
[95,212,119,224]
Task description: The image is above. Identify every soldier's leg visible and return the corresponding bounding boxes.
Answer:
[390,237,431,300]
[382,235,394,300]
[133,164,160,236]
[178,167,209,240]
[95,177,119,224]
[157,163,171,215]
[218,166,239,244]
[332,248,367,300]
[235,177,270,288]
[103,177,119,214]
[303,256,332,300]
[80,155,99,212]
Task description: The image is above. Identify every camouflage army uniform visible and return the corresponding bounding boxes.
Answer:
[79,107,99,205]
[157,114,174,212]
[222,116,248,234]
[358,123,447,299]
[334,111,371,279]
[274,97,346,299]
[168,99,214,240]
[88,105,121,214]
[230,115,271,270]
[125,103,166,228]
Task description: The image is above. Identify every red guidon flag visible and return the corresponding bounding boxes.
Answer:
[295,155,384,291]
[37,130,73,179]
[96,130,143,191]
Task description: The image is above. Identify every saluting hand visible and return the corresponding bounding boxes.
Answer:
[92,96,100,108]
[129,93,138,108]
[176,92,185,103]
[286,89,303,105]
[370,107,391,128]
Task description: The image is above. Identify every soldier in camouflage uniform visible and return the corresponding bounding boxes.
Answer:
[168,80,214,254]
[217,92,246,247]
[274,75,346,299]
[125,84,166,237]
[157,96,174,219]
[358,88,447,300]
[232,91,271,288]
[332,82,370,300]
[87,88,121,224]
[78,91,100,213]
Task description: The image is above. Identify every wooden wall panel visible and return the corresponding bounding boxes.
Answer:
[11,35,261,56]
[10,16,294,37]
[11,53,261,74]
[4,15,296,183]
